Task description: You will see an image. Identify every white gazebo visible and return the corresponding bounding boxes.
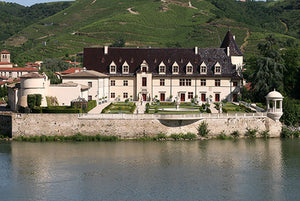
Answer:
[265,89,283,121]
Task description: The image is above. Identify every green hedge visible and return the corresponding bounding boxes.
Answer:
[86,100,97,112]
[32,106,81,113]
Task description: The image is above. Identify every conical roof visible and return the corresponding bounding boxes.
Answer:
[220,31,243,56]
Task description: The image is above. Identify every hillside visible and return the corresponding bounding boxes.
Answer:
[0,1,72,43]
[3,0,299,65]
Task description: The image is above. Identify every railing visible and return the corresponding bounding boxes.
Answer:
[78,112,268,120]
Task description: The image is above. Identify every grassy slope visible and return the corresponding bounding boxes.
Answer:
[4,0,299,65]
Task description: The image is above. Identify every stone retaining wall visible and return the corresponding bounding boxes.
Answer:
[4,113,282,138]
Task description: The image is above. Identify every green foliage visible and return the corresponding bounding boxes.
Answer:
[281,98,300,126]
[27,94,36,109]
[101,102,136,114]
[170,133,182,141]
[157,133,167,140]
[231,130,240,138]
[260,130,270,138]
[182,132,197,140]
[0,85,8,98]
[197,121,210,137]
[245,128,258,138]
[86,100,97,112]
[216,131,232,140]
[13,133,119,142]
[281,127,293,138]
[35,94,42,107]
[32,106,82,113]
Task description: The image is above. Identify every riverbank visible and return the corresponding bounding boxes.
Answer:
[1,128,299,142]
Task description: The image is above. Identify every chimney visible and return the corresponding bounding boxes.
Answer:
[233,35,236,40]
[227,47,230,56]
[104,46,108,55]
[195,47,198,55]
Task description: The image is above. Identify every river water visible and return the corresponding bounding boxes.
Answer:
[0,139,299,201]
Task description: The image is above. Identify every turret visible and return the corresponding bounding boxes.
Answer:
[265,89,283,122]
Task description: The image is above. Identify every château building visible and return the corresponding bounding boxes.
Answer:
[83,31,243,103]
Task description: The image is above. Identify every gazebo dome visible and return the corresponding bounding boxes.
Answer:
[265,90,283,99]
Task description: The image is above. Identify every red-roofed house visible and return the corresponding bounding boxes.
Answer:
[0,51,39,78]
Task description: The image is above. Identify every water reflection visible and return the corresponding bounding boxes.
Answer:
[0,139,299,200]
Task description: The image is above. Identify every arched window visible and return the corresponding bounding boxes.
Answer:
[140,60,148,73]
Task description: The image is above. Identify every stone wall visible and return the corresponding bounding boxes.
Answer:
[5,113,282,138]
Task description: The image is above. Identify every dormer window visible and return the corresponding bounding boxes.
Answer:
[159,61,166,74]
[122,61,129,74]
[200,62,207,74]
[141,60,148,73]
[110,61,116,74]
[172,62,179,74]
[214,62,221,74]
[186,62,193,74]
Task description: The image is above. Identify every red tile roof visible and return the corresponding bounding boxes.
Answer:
[0,67,38,72]
[1,50,10,54]
[61,67,82,74]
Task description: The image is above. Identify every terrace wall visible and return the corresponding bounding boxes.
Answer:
[4,113,282,138]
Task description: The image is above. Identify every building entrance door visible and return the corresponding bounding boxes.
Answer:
[160,93,165,102]
[142,94,146,101]
[180,93,185,102]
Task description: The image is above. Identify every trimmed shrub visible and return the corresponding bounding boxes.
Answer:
[27,94,36,109]
[35,94,42,107]
[87,100,97,112]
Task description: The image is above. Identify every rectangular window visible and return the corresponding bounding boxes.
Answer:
[186,79,191,86]
[215,66,221,73]
[201,66,206,74]
[201,79,206,86]
[173,66,179,73]
[142,77,147,87]
[110,66,116,73]
[123,92,128,99]
[159,66,165,73]
[215,79,220,86]
[123,80,128,86]
[180,79,185,86]
[188,92,193,99]
[111,80,115,86]
[201,93,206,102]
[142,67,147,72]
[111,92,115,98]
[88,82,92,87]
[187,66,193,73]
[160,79,165,86]
[88,95,92,101]
[123,66,129,73]
[215,94,220,102]
[233,81,238,87]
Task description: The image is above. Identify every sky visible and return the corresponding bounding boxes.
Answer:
[1,0,74,7]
